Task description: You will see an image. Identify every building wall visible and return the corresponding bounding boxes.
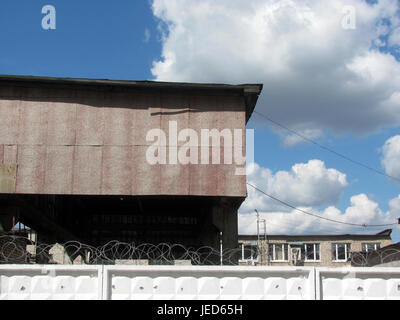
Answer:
[239,237,392,267]
[0,85,247,197]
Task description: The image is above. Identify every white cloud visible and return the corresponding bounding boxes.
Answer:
[389,195,400,215]
[239,160,399,235]
[381,135,400,181]
[151,0,400,136]
[239,193,400,235]
[389,27,400,47]
[241,160,348,213]
[282,128,323,147]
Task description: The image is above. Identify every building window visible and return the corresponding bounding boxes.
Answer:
[332,243,351,262]
[268,244,289,262]
[240,243,258,261]
[304,243,320,261]
[362,243,381,252]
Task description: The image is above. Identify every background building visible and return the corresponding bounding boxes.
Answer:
[238,229,393,267]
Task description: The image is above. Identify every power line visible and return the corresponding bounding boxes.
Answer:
[253,110,400,184]
[246,182,399,228]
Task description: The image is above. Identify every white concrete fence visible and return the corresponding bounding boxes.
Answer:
[0,265,400,300]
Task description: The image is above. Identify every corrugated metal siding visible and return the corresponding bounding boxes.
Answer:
[0,87,246,197]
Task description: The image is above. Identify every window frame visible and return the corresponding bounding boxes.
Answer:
[240,243,258,262]
[268,243,289,262]
[304,243,320,262]
[361,243,381,253]
[332,243,351,262]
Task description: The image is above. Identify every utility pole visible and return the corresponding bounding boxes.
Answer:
[255,209,267,266]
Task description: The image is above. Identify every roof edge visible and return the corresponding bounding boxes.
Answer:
[0,74,263,122]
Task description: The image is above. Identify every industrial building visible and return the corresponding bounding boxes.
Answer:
[0,75,262,255]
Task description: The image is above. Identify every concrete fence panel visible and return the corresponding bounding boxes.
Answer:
[2,265,400,300]
[0,265,103,300]
[102,266,315,300]
[316,267,400,300]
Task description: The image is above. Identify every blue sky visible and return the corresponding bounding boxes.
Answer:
[0,1,160,80]
[1,0,399,242]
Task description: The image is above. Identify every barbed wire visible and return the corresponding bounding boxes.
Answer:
[2,235,399,267]
[0,235,245,266]
[350,247,400,267]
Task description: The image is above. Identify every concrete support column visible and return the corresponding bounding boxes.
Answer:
[198,197,242,264]
[211,200,239,251]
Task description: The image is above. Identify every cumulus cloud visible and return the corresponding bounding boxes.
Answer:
[282,128,323,147]
[241,160,348,213]
[389,195,400,214]
[389,27,400,47]
[239,160,399,235]
[151,0,400,136]
[381,135,400,181]
[239,193,400,235]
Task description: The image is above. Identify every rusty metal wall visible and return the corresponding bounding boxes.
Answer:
[0,86,247,197]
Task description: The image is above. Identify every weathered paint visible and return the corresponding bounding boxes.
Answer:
[0,84,249,197]
[0,163,17,193]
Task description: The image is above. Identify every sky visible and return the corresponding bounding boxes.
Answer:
[0,0,399,242]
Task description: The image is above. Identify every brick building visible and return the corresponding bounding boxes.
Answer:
[238,229,393,267]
